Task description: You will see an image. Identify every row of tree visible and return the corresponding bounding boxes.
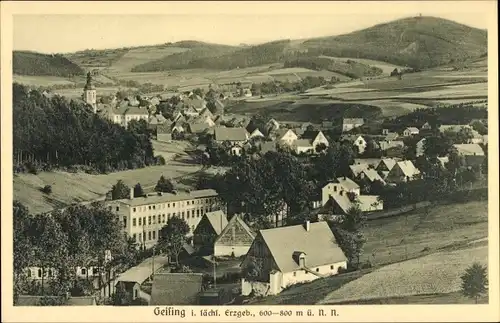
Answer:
[13,84,157,174]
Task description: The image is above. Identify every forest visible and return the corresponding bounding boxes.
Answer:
[13,83,157,174]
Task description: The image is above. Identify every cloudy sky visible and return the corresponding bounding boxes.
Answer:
[12,1,490,54]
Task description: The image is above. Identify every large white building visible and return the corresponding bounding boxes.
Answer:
[107,189,221,249]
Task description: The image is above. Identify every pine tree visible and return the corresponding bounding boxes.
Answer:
[460,262,488,303]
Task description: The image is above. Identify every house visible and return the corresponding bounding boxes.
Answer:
[171,122,185,135]
[376,158,398,178]
[378,140,404,151]
[188,122,210,135]
[193,210,229,255]
[214,214,256,257]
[349,164,385,184]
[214,127,249,144]
[353,158,382,167]
[275,129,298,146]
[294,139,315,154]
[385,160,421,183]
[416,138,426,157]
[453,144,485,156]
[16,295,97,306]
[403,127,420,136]
[421,122,432,130]
[198,107,214,120]
[321,178,360,206]
[107,106,150,129]
[149,114,167,126]
[323,192,383,215]
[384,132,399,141]
[301,130,329,149]
[240,221,347,296]
[150,273,204,305]
[183,105,200,117]
[259,141,278,155]
[342,118,364,132]
[439,124,473,133]
[342,135,367,154]
[184,98,207,112]
[249,128,265,139]
[172,111,185,123]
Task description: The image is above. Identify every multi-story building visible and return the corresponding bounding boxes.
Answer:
[107,189,221,249]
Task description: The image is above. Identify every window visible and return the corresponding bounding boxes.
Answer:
[162,214,166,223]
[134,290,138,299]
[81,268,87,275]
[316,268,319,272]
[330,265,334,270]
[192,225,195,231]
[153,205,156,210]
[123,217,127,228]
[27,269,32,277]
[152,231,156,240]
[182,211,185,218]
[168,203,170,208]
[168,213,171,220]
[197,209,200,217]
[133,218,137,227]
[293,271,296,277]
[187,211,190,219]
[116,206,119,212]
[153,215,156,224]
[187,201,190,205]
[133,233,137,242]
[148,231,151,241]
[148,216,151,225]
[38,269,42,278]
[143,217,146,225]
[173,203,176,207]
[133,207,136,212]
[138,233,142,242]
[148,206,151,210]
[333,186,337,192]
[138,218,142,226]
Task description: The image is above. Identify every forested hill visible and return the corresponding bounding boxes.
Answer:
[301,16,488,69]
[13,51,85,77]
[13,83,157,174]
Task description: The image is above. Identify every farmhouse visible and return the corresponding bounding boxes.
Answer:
[240,221,347,296]
[453,144,485,156]
[301,130,329,148]
[214,214,256,257]
[321,177,361,205]
[376,158,398,178]
[150,273,204,305]
[342,118,364,132]
[275,129,299,146]
[323,191,383,215]
[187,122,211,135]
[105,106,149,129]
[193,210,229,255]
[385,160,421,183]
[342,135,367,154]
[214,127,249,144]
[403,127,420,136]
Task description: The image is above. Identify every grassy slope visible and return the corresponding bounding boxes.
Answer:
[13,51,85,77]
[302,16,487,69]
[13,141,201,214]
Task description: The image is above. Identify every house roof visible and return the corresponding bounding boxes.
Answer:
[362,168,386,184]
[453,144,485,156]
[16,296,97,306]
[257,221,347,273]
[384,132,399,141]
[112,106,149,116]
[260,141,277,154]
[335,177,360,191]
[250,129,265,138]
[354,158,382,167]
[405,127,420,133]
[350,164,369,176]
[205,210,229,236]
[439,124,472,133]
[214,214,255,245]
[378,140,405,151]
[295,139,314,147]
[150,273,204,305]
[189,122,210,134]
[116,255,170,285]
[184,98,206,111]
[114,189,218,207]
[395,160,421,178]
[198,108,214,119]
[214,127,248,141]
[301,130,322,140]
[150,114,167,125]
[275,128,297,139]
[377,158,397,171]
[343,118,364,125]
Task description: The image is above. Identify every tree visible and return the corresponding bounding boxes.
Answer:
[157,216,190,265]
[111,180,130,200]
[13,201,34,297]
[155,175,174,193]
[470,120,488,135]
[133,183,144,198]
[460,262,488,303]
[112,281,132,305]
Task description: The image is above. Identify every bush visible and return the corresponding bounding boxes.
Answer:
[41,185,52,194]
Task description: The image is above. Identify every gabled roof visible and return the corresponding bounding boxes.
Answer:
[205,210,229,236]
[149,114,168,125]
[301,130,321,140]
[150,273,204,305]
[275,128,297,139]
[188,122,210,134]
[214,214,255,245]
[362,168,386,184]
[377,158,397,171]
[156,122,173,134]
[198,108,214,119]
[250,129,265,138]
[116,255,170,284]
[350,164,369,177]
[384,132,399,141]
[112,106,149,116]
[395,160,420,178]
[257,221,347,273]
[335,177,360,191]
[214,127,248,141]
[184,98,206,111]
[453,144,485,156]
[405,127,420,133]
[295,139,314,147]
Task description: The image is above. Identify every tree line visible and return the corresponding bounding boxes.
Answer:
[13,84,157,174]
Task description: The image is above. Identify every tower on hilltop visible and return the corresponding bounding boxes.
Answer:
[83,72,97,113]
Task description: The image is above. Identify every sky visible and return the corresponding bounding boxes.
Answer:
[12,2,490,54]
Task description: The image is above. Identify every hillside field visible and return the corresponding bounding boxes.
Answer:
[13,141,201,214]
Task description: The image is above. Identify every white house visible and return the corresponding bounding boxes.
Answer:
[321,177,361,205]
[275,129,298,146]
[385,160,421,183]
[240,221,347,296]
[453,144,485,156]
[342,118,364,132]
[403,127,420,137]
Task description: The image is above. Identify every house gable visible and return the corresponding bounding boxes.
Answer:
[240,232,279,282]
[215,216,255,247]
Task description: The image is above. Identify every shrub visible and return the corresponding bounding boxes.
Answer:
[41,185,52,194]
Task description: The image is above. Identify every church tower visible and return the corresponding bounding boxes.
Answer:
[83,72,97,113]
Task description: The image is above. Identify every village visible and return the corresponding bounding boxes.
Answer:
[15,68,489,306]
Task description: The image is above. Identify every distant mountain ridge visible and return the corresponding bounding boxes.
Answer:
[13,16,487,77]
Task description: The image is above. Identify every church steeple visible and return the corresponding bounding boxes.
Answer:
[83,71,97,113]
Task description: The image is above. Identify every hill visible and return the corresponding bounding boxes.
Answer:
[13,51,85,77]
[301,16,487,69]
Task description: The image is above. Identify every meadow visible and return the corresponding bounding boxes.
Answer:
[13,75,75,86]
[319,55,404,75]
[13,141,201,214]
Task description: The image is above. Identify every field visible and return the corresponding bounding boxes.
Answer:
[13,75,76,86]
[109,47,189,73]
[362,201,488,266]
[320,245,488,304]
[13,141,202,214]
[319,55,404,75]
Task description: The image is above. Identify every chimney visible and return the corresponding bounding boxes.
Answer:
[305,220,310,232]
[129,188,134,199]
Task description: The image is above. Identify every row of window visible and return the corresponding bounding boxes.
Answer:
[131,197,217,213]
[292,265,338,277]
[27,267,99,278]
[132,225,196,243]
[124,207,213,228]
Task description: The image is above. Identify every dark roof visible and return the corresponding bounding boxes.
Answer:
[150,273,204,305]
[301,130,321,140]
